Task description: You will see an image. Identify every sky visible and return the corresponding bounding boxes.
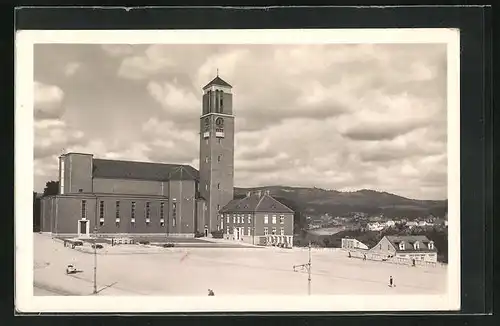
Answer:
[33,43,448,200]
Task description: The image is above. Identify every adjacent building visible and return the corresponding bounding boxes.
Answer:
[341,238,369,250]
[369,235,438,262]
[40,75,236,239]
[219,190,295,247]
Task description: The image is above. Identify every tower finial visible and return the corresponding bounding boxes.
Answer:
[216,68,219,77]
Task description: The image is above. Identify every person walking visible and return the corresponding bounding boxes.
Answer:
[208,289,215,296]
[389,276,395,288]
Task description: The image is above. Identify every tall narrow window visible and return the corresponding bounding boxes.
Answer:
[233,215,236,223]
[205,156,209,163]
[247,227,251,236]
[145,202,151,222]
[217,183,220,189]
[272,227,277,235]
[131,202,136,218]
[172,202,177,227]
[217,204,220,210]
[272,215,277,224]
[81,200,87,220]
[279,215,285,224]
[226,214,229,223]
[280,228,285,236]
[99,201,104,226]
[218,155,222,162]
[264,227,269,236]
[160,202,164,220]
[115,201,120,219]
[248,214,252,224]
[264,215,269,224]
[220,95,224,111]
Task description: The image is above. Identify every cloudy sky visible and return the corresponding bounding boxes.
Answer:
[33,43,447,200]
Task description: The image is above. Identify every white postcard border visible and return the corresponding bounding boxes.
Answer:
[15,28,461,313]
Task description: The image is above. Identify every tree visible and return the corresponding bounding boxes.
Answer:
[43,181,59,197]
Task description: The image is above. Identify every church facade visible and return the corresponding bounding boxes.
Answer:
[40,75,236,238]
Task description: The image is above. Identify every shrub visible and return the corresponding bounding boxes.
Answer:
[194,231,204,238]
[211,230,224,239]
[138,241,150,245]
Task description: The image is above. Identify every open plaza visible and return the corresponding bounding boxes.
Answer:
[33,233,447,297]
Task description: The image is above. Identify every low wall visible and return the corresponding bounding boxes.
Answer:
[344,249,440,267]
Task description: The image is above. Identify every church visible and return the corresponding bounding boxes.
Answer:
[40,75,295,245]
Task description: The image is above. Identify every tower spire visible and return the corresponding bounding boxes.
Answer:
[216,68,219,77]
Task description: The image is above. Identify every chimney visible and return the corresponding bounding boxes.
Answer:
[265,190,270,196]
[257,190,262,198]
[246,191,251,197]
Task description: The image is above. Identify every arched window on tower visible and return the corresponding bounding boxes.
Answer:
[220,92,224,112]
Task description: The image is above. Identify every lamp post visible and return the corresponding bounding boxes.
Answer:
[293,241,312,295]
[93,225,97,294]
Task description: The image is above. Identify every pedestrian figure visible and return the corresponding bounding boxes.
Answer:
[389,276,394,287]
[363,254,366,261]
[208,289,215,296]
[348,252,351,258]
[412,258,416,267]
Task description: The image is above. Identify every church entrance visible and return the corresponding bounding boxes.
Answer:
[77,219,89,238]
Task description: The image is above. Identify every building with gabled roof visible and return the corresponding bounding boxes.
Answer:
[219,190,295,247]
[369,235,438,262]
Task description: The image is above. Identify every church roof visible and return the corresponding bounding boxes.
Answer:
[220,192,294,214]
[92,158,199,182]
[202,76,232,90]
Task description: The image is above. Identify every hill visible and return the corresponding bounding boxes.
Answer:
[234,186,447,231]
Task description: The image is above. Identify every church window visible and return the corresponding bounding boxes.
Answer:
[205,156,209,163]
[248,215,252,224]
[272,215,277,224]
[248,227,251,236]
[226,214,229,223]
[81,200,87,220]
[99,201,104,226]
[237,215,240,223]
[131,202,135,219]
[279,215,285,224]
[264,227,269,236]
[218,155,222,162]
[429,241,434,250]
[145,202,151,220]
[264,215,269,224]
[217,204,220,210]
[115,201,120,219]
[280,228,285,236]
[272,227,277,235]
[233,215,236,223]
[205,184,208,191]
[160,202,164,220]
[217,183,220,189]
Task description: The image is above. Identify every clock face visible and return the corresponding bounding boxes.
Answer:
[216,117,224,127]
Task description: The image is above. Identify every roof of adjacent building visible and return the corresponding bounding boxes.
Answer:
[92,158,199,182]
[202,76,232,89]
[385,235,437,252]
[220,192,294,214]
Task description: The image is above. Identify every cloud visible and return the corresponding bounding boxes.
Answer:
[34,81,65,119]
[33,43,448,199]
[63,62,81,76]
[101,44,135,57]
[34,119,85,159]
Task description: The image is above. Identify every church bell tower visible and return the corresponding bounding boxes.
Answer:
[199,75,235,235]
